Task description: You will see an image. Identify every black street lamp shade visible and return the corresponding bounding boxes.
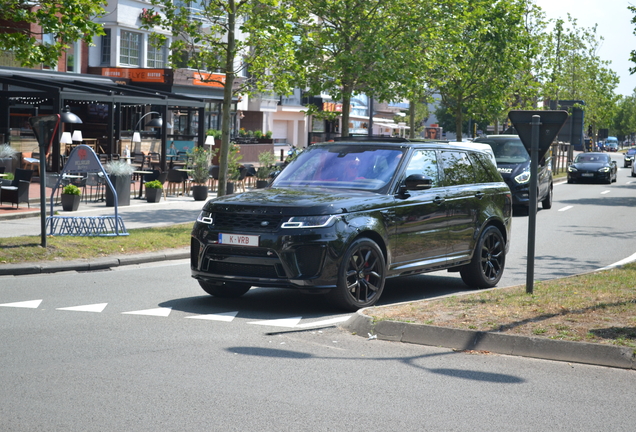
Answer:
[61,105,83,124]
[146,116,163,128]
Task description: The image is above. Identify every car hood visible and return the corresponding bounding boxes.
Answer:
[570,162,608,170]
[495,162,529,180]
[202,187,393,216]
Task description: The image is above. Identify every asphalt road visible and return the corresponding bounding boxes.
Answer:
[1,152,636,430]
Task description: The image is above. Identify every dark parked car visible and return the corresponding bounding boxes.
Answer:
[567,152,617,184]
[191,139,512,311]
[473,135,553,213]
[623,148,636,167]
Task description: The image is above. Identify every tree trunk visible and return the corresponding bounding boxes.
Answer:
[217,0,237,197]
[455,99,463,142]
[341,85,353,137]
[409,99,416,139]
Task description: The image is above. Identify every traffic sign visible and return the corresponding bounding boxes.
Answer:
[508,110,569,161]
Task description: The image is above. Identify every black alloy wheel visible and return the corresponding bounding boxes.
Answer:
[460,225,505,288]
[330,238,386,311]
[199,281,251,298]
[541,185,553,209]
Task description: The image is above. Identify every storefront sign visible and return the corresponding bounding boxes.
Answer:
[192,71,226,88]
[101,68,167,83]
[323,102,343,112]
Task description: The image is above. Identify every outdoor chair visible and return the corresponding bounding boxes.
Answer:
[166,169,187,196]
[208,165,219,191]
[1,168,33,208]
[85,173,105,203]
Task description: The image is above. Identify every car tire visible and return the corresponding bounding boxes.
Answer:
[460,225,506,289]
[541,184,553,209]
[198,281,251,298]
[329,238,385,311]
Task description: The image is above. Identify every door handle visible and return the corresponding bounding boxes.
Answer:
[433,196,445,205]
[475,192,485,199]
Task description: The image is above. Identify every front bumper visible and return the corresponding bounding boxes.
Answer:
[568,171,612,182]
[190,221,348,290]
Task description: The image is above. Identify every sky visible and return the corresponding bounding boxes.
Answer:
[535,0,636,97]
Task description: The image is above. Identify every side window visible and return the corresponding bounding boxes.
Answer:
[439,151,476,186]
[404,150,440,187]
[468,151,500,183]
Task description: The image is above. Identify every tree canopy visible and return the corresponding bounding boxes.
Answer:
[0,0,106,67]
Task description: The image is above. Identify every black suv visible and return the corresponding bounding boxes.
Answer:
[191,139,512,311]
[474,135,553,213]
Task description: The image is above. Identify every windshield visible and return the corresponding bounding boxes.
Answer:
[574,154,609,163]
[271,145,405,191]
[476,139,529,164]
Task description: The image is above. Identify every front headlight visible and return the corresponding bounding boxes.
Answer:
[514,170,531,184]
[567,166,577,172]
[598,167,610,173]
[281,215,337,229]
[197,210,213,224]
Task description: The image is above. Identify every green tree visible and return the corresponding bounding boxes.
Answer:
[0,0,106,67]
[141,0,300,196]
[429,0,532,141]
[537,14,619,139]
[613,94,636,141]
[293,0,425,137]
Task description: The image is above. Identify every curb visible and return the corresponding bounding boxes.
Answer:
[342,311,636,370]
[0,248,189,276]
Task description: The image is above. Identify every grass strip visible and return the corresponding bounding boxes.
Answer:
[0,223,192,264]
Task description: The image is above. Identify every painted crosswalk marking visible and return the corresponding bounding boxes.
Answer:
[296,316,351,328]
[185,311,238,322]
[122,307,172,317]
[0,299,43,309]
[56,303,108,313]
[247,317,302,328]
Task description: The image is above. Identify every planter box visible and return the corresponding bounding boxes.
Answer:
[256,179,269,189]
[146,187,162,202]
[105,174,132,207]
[191,184,208,201]
[61,194,80,211]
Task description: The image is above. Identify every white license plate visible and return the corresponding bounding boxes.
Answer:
[219,233,259,247]
[581,173,594,177]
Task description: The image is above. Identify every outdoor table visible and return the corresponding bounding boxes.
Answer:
[0,173,8,177]
[134,170,153,199]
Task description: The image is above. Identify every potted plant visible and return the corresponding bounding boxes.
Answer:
[105,160,135,207]
[144,179,163,202]
[226,142,243,194]
[255,150,276,188]
[0,144,18,174]
[189,146,214,201]
[61,184,81,211]
[253,130,263,139]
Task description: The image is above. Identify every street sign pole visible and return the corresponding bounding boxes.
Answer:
[526,116,540,294]
[508,110,569,295]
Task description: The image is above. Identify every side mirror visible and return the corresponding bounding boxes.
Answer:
[404,174,433,191]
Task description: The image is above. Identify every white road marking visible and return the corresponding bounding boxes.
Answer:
[56,303,108,313]
[597,252,636,271]
[0,299,42,309]
[185,311,238,322]
[601,190,610,195]
[122,307,172,317]
[296,316,351,328]
[558,206,573,212]
[247,317,302,328]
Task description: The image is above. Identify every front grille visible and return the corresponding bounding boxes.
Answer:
[213,212,283,231]
[206,245,270,257]
[206,261,280,278]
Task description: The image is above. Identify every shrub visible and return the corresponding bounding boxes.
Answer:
[106,160,135,176]
[256,150,277,179]
[62,184,81,195]
[0,144,18,159]
[145,180,163,189]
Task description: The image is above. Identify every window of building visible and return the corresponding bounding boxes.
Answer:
[101,29,111,65]
[120,30,141,66]
[147,41,164,68]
